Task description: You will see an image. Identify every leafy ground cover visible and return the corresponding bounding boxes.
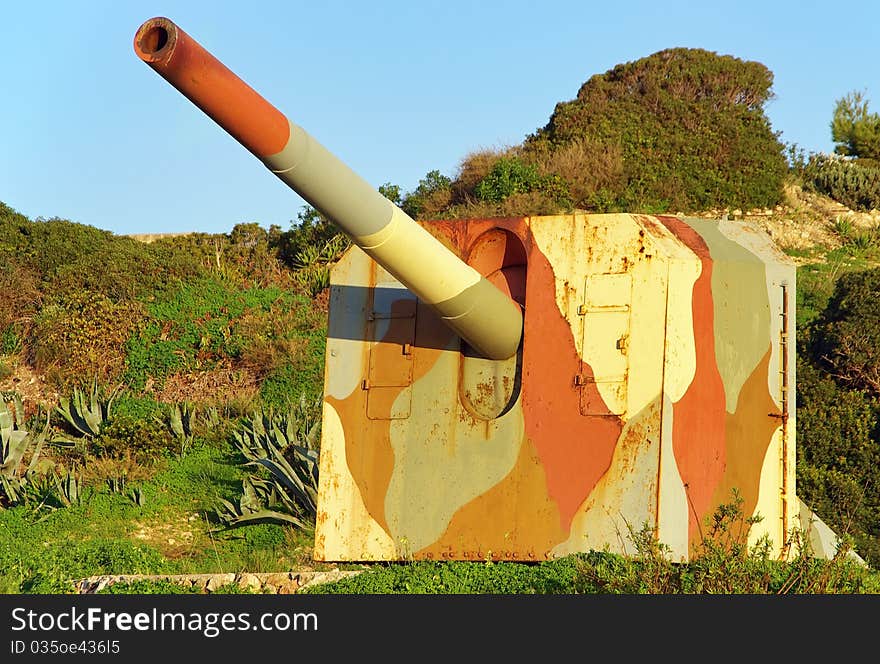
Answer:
[0,441,321,593]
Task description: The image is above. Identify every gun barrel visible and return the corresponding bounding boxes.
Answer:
[133,17,522,360]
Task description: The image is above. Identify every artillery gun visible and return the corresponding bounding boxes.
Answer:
[134,17,835,563]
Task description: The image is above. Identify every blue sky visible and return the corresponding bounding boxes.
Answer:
[1,1,877,235]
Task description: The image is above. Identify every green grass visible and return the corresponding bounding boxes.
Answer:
[0,440,318,594]
[298,552,880,595]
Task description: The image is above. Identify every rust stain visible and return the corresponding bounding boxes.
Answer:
[620,398,660,474]
[633,214,671,239]
[464,376,498,414]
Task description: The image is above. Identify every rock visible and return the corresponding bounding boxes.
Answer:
[296,569,364,591]
[236,573,263,592]
[205,573,236,592]
[263,573,293,587]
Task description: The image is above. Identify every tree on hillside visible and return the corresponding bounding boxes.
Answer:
[831,90,880,161]
[520,47,788,213]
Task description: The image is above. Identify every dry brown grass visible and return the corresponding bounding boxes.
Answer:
[79,449,161,486]
[0,265,41,330]
[0,359,61,410]
[413,187,454,220]
[454,148,503,191]
[150,365,260,407]
[436,137,627,219]
[451,146,518,203]
[444,193,561,220]
[524,137,625,207]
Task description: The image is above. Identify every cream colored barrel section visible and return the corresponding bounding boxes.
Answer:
[263,122,523,360]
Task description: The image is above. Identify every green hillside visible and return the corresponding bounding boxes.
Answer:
[2,47,880,594]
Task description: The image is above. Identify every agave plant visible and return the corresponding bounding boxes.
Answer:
[129,485,146,507]
[168,402,196,457]
[0,394,50,507]
[55,381,122,439]
[293,234,350,296]
[53,466,82,507]
[216,474,315,531]
[201,405,221,430]
[216,395,322,531]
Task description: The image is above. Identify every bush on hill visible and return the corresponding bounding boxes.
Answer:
[797,267,880,567]
[801,153,880,212]
[525,47,787,214]
[404,48,788,220]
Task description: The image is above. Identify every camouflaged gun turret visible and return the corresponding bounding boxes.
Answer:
[135,17,850,564]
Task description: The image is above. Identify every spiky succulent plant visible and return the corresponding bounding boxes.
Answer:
[216,395,321,531]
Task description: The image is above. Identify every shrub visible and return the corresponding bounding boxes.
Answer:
[796,359,880,566]
[124,278,317,392]
[0,210,195,302]
[802,153,880,212]
[257,328,326,410]
[811,267,880,395]
[525,136,625,211]
[275,206,343,269]
[452,148,511,202]
[402,170,453,219]
[0,264,41,333]
[303,557,583,594]
[473,157,572,210]
[31,292,145,388]
[91,413,175,462]
[524,47,787,213]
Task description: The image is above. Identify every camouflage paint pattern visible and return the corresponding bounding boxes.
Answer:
[315,214,798,562]
[133,17,803,563]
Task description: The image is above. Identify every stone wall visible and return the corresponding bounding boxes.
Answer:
[73,569,362,594]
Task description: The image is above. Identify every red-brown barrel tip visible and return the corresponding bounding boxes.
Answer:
[133,17,178,64]
[132,16,290,158]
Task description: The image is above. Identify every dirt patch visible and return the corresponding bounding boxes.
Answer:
[0,359,61,415]
[131,512,203,559]
[750,214,841,254]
